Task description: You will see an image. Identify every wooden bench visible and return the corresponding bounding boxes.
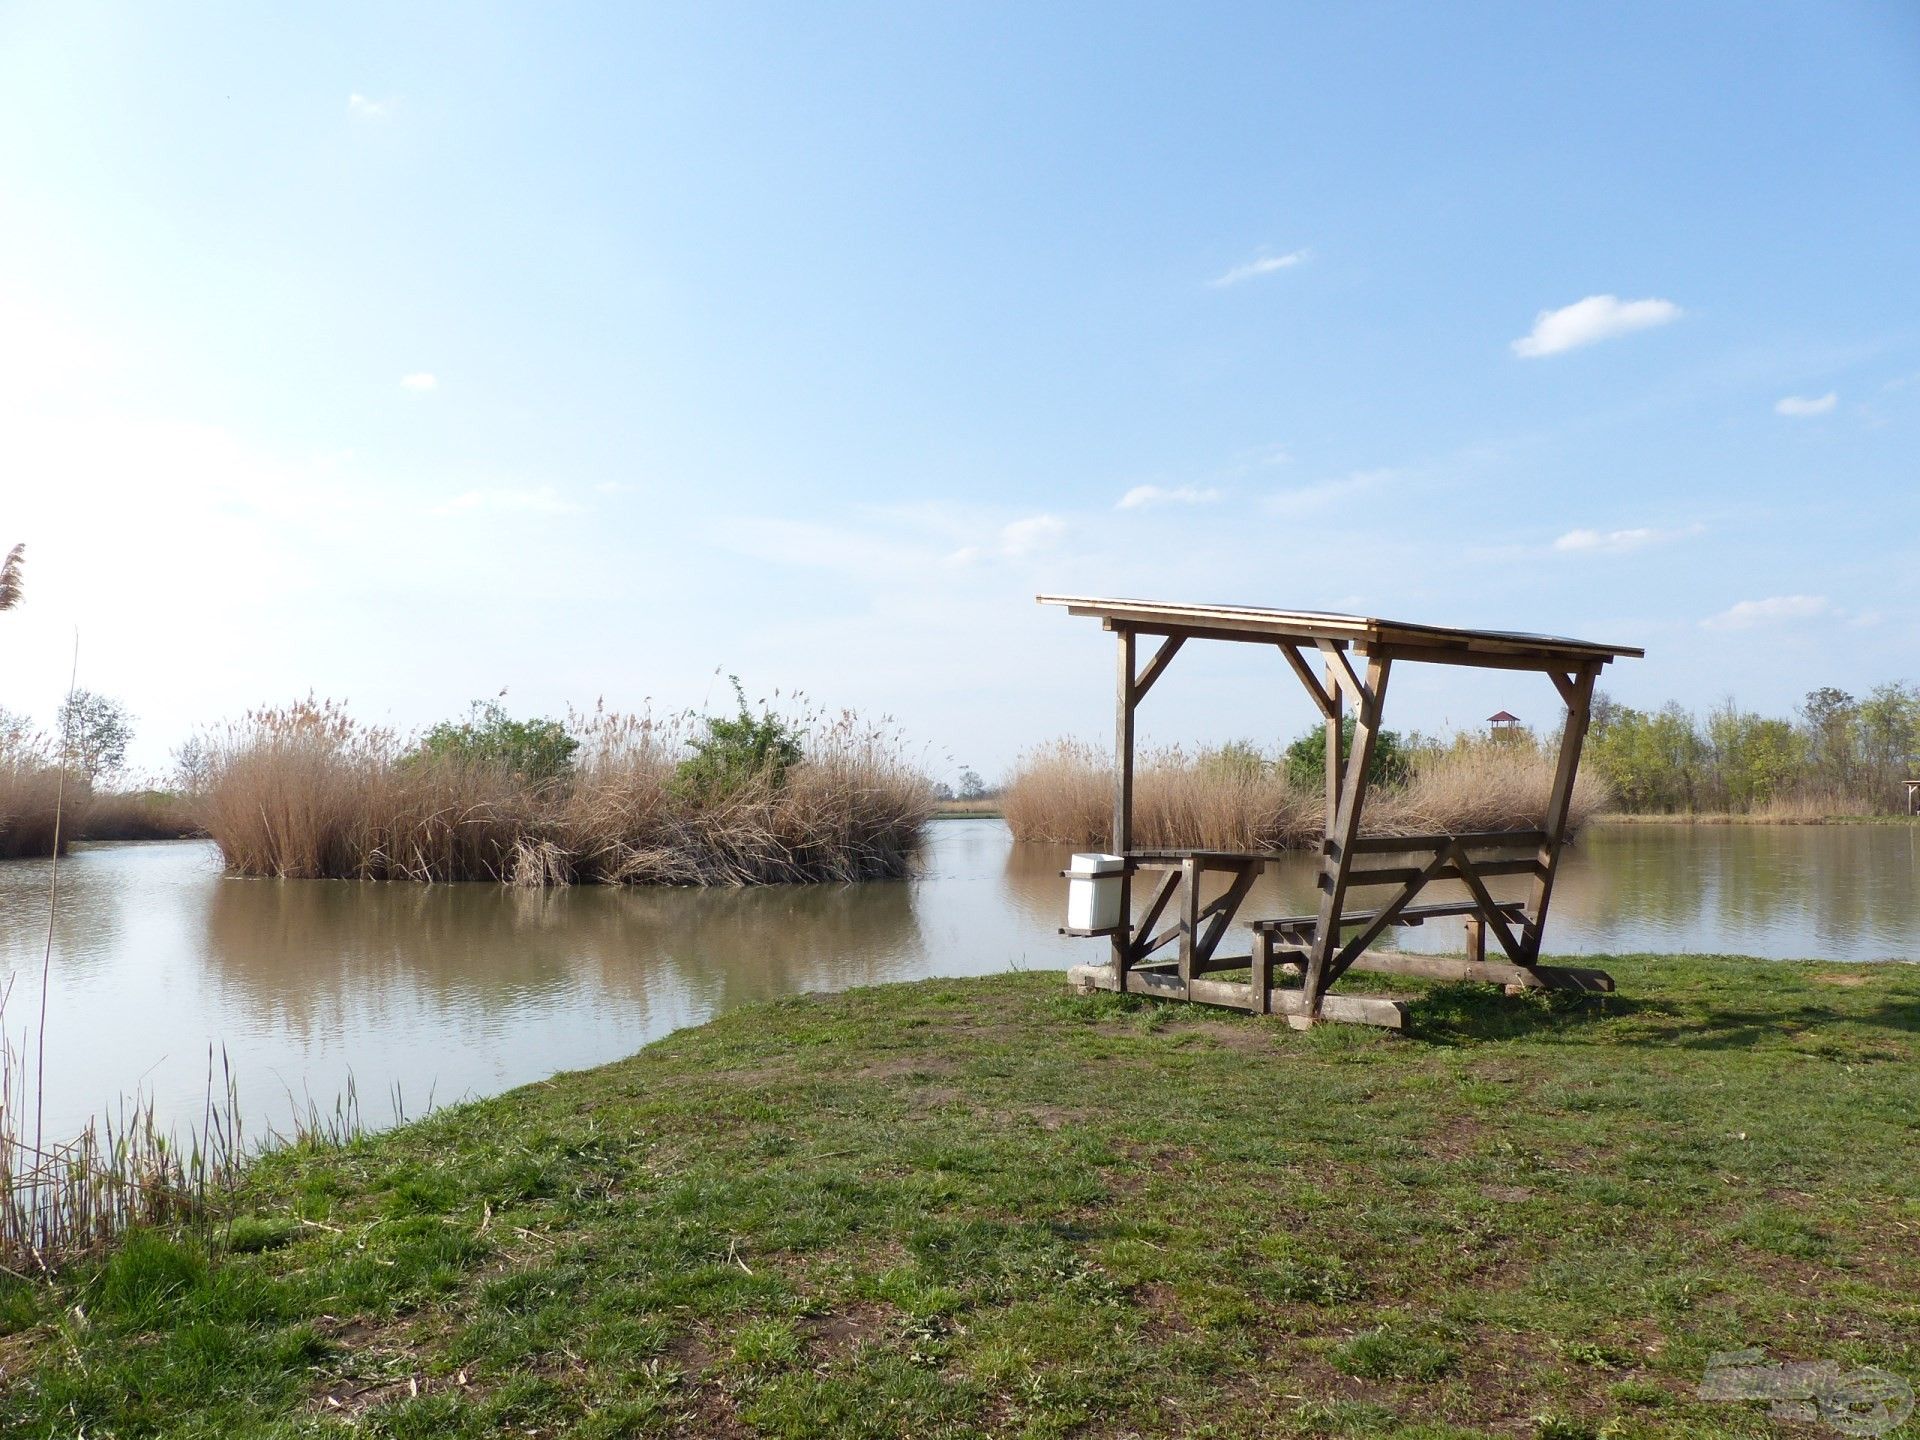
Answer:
[1252,899,1525,944]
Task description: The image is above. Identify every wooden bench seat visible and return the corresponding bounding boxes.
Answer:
[1252,899,1525,940]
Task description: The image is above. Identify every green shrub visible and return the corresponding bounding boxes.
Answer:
[417,700,577,782]
[674,678,803,801]
[1284,718,1411,791]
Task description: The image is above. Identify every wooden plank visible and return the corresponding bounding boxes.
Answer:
[1337,952,1614,992]
[1255,899,1525,935]
[1277,642,1336,719]
[1449,849,1529,964]
[1328,850,1455,980]
[1128,868,1181,965]
[1178,855,1201,997]
[1315,638,1366,713]
[1037,595,1642,665]
[1112,627,1135,981]
[1133,633,1186,703]
[1066,965,1408,1029]
[1251,931,1272,1015]
[1302,652,1391,1022]
[1333,857,1542,888]
[1522,663,1597,962]
[1350,830,1548,854]
[1194,863,1261,964]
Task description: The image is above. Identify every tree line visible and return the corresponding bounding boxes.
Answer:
[1585,683,1919,814]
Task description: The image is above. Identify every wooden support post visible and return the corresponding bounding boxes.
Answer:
[1521,663,1598,963]
[1323,653,1345,834]
[1251,930,1272,1015]
[1112,627,1135,982]
[1464,915,1485,965]
[1301,650,1391,1023]
[1178,855,1201,998]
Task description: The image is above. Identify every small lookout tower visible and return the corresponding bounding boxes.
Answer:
[1488,710,1523,736]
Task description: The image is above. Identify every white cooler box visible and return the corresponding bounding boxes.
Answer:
[1065,853,1127,932]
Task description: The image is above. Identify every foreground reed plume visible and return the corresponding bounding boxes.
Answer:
[0,542,22,611]
[195,694,934,886]
[1002,733,1605,849]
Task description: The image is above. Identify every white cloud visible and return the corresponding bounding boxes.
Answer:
[1116,483,1221,510]
[400,372,437,391]
[1774,392,1837,417]
[1701,594,1835,630]
[431,486,581,517]
[1553,524,1701,555]
[996,514,1065,557]
[1209,249,1309,288]
[348,93,392,121]
[1511,294,1682,358]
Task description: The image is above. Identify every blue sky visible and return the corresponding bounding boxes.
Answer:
[2,2,1917,781]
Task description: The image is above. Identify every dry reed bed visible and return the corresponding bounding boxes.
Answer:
[196,700,934,886]
[1001,737,1605,849]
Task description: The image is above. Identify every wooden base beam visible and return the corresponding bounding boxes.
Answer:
[1067,964,1408,1030]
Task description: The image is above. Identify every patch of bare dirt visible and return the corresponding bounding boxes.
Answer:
[804,1302,893,1358]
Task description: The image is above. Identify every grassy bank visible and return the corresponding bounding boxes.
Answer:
[4,960,1916,1438]
[1002,737,1604,849]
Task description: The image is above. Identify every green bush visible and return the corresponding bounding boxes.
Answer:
[674,678,804,801]
[416,701,578,782]
[1284,718,1411,791]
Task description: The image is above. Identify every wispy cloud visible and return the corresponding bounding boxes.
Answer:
[347,92,393,121]
[400,372,437,391]
[1774,391,1837,417]
[431,485,581,517]
[1511,294,1682,358]
[1701,594,1834,630]
[1209,249,1309,288]
[1116,483,1221,510]
[1553,524,1702,555]
[1266,468,1390,516]
[996,514,1066,557]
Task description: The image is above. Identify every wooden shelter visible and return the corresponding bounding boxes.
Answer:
[1907,779,1919,817]
[1039,595,1643,1029]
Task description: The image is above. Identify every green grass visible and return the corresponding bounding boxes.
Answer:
[3,956,1917,1438]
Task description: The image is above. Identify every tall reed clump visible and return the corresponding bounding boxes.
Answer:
[0,725,74,861]
[195,691,934,886]
[1002,732,1607,849]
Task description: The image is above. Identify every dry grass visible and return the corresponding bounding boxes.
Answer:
[1002,734,1604,849]
[1595,788,1892,826]
[196,698,934,886]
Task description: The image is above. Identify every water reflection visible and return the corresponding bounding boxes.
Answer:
[0,820,1913,1143]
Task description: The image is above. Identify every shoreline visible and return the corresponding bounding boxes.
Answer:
[5,957,1916,1436]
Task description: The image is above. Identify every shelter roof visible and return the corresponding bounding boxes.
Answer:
[1037,594,1643,671]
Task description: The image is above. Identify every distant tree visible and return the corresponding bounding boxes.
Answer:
[1283,719,1410,791]
[172,735,214,794]
[58,688,135,785]
[930,780,955,801]
[957,769,987,801]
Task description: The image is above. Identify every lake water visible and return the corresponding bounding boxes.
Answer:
[2,819,1915,1142]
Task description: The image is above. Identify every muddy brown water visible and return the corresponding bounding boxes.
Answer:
[1,819,1914,1140]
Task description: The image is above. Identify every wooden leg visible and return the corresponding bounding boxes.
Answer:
[1178,856,1200,999]
[1464,916,1485,965]
[1252,931,1272,1015]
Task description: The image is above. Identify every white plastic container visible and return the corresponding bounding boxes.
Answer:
[1066,853,1127,932]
